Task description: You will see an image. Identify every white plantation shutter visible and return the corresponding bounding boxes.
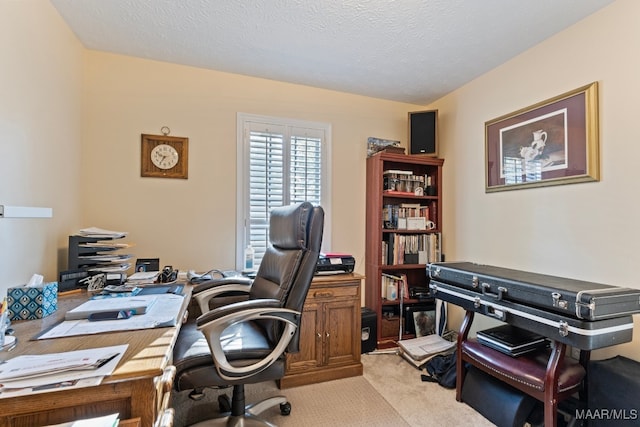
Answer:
[247,127,285,260]
[289,129,323,204]
[238,114,330,268]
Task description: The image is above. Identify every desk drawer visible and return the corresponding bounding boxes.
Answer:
[310,285,358,300]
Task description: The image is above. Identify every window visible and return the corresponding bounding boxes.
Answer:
[237,113,331,268]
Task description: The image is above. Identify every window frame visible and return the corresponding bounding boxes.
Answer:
[236,113,332,269]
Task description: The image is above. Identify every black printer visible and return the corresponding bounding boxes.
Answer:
[315,253,355,274]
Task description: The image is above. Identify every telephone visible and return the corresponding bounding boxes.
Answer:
[158,265,178,283]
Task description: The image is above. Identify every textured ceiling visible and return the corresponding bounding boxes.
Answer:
[50,0,613,105]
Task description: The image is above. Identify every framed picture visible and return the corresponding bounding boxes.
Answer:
[403,304,432,336]
[412,308,436,337]
[485,82,599,192]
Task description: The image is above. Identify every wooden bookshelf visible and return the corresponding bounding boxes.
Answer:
[364,152,444,348]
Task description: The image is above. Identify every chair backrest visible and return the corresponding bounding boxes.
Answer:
[249,202,324,350]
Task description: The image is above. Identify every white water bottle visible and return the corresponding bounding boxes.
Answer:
[244,245,255,270]
[386,282,397,301]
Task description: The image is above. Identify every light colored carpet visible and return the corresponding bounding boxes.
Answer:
[362,352,495,426]
[173,352,495,426]
[173,375,408,427]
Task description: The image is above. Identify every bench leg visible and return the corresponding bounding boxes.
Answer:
[543,341,567,427]
[456,310,474,402]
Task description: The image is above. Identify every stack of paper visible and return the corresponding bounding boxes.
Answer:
[398,334,456,368]
[76,227,128,238]
[126,270,160,283]
[36,294,184,340]
[46,413,119,427]
[0,345,127,397]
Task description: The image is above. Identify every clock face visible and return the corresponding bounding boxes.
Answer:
[150,144,179,169]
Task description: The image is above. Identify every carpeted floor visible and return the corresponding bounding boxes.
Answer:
[172,352,494,426]
[362,352,495,426]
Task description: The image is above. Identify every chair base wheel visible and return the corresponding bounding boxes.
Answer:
[218,394,232,413]
[190,395,290,427]
[279,402,291,416]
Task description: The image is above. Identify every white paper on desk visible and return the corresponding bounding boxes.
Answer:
[45,412,119,427]
[37,294,184,339]
[65,295,158,320]
[127,270,160,281]
[0,344,127,394]
[0,377,102,398]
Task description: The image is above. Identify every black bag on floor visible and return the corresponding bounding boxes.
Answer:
[421,351,457,388]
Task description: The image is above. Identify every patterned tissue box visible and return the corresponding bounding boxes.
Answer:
[7,282,58,320]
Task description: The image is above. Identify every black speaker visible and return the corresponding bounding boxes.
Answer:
[409,110,438,156]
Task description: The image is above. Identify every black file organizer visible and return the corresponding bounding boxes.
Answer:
[67,235,132,279]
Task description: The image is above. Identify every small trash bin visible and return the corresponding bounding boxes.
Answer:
[361,307,377,353]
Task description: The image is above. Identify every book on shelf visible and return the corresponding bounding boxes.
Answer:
[382,233,441,265]
[383,204,431,230]
[383,169,413,175]
[381,146,406,154]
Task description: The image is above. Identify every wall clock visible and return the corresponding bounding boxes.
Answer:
[141,133,188,179]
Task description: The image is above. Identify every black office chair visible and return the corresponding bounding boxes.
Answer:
[173,202,324,426]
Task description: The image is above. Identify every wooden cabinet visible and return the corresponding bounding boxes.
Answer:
[364,152,444,348]
[279,274,363,388]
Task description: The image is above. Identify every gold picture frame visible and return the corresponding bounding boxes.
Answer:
[485,82,599,192]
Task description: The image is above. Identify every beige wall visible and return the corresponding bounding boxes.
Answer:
[433,0,640,360]
[0,1,84,290]
[3,2,421,297]
[80,53,422,274]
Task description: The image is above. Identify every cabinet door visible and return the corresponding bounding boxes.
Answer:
[324,299,360,366]
[285,301,323,373]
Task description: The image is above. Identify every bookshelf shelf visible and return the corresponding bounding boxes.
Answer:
[365,152,444,348]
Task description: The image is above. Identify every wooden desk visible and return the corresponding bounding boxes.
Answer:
[0,286,191,427]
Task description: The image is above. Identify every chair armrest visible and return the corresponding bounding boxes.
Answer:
[196,298,281,325]
[196,299,300,381]
[192,276,253,294]
[193,283,252,315]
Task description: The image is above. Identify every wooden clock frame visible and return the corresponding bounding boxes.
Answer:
[141,133,189,179]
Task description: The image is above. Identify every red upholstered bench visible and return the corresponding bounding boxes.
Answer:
[456,311,589,427]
